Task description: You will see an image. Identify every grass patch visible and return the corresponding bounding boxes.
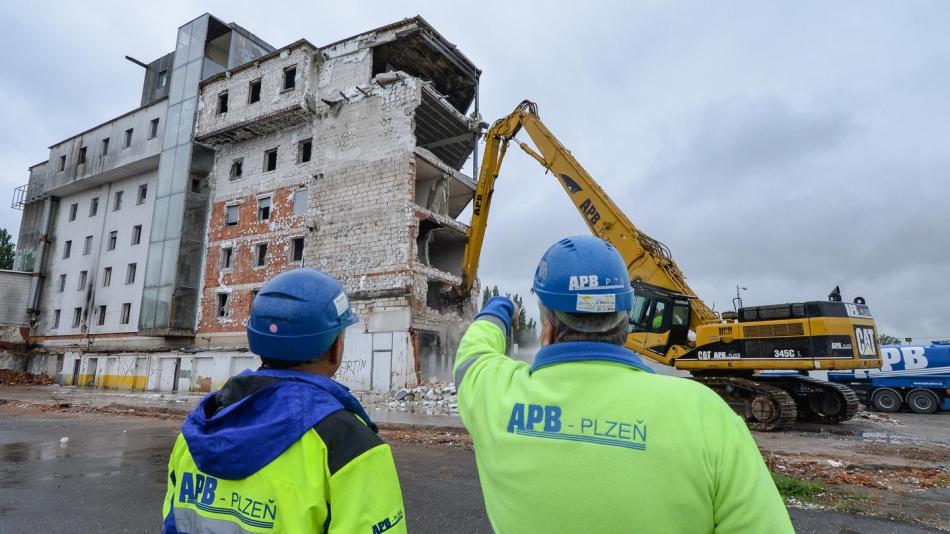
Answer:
[772,473,825,501]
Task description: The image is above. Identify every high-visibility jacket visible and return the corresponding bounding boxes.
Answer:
[162,368,406,533]
[454,297,794,534]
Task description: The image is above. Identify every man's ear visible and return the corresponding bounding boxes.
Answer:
[540,317,555,347]
[327,334,345,365]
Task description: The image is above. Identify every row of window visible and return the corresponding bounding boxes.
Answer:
[66,185,148,222]
[224,189,307,227]
[216,64,297,115]
[219,237,305,273]
[228,138,312,181]
[56,263,137,293]
[57,120,160,173]
[61,225,143,259]
[49,303,133,329]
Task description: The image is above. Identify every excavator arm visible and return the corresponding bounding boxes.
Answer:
[460,101,718,365]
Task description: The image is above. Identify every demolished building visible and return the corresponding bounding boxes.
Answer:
[9,13,480,393]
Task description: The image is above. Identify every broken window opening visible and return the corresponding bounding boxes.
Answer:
[107,230,117,250]
[248,289,260,314]
[220,247,233,270]
[426,280,453,313]
[225,204,240,226]
[249,79,262,103]
[58,155,66,172]
[290,237,304,263]
[63,240,72,259]
[282,65,297,91]
[52,309,61,329]
[72,307,82,328]
[257,196,271,221]
[217,91,229,114]
[131,225,142,245]
[416,218,467,277]
[77,270,87,291]
[68,203,78,221]
[77,146,87,166]
[120,303,131,325]
[113,190,123,211]
[158,70,168,88]
[83,235,93,255]
[89,197,99,217]
[102,138,110,156]
[126,263,137,285]
[254,243,268,267]
[124,128,133,148]
[229,158,243,180]
[58,274,66,292]
[97,305,107,326]
[216,293,230,318]
[263,148,278,172]
[137,183,148,205]
[103,267,112,287]
[297,138,312,164]
[149,118,160,139]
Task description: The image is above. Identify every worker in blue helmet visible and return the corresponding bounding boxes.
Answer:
[454,236,792,533]
[162,268,406,533]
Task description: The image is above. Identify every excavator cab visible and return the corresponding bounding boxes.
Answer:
[629,283,692,351]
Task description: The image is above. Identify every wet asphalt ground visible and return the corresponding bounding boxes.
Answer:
[0,406,943,533]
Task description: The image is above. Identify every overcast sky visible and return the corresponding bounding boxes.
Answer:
[0,1,947,339]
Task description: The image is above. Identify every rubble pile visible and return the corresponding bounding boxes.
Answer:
[387,381,458,415]
[0,369,54,386]
[769,455,949,490]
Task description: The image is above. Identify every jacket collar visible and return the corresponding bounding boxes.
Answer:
[530,341,655,374]
[253,368,377,432]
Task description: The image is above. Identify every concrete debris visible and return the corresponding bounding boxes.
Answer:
[59,437,69,444]
[0,369,54,386]
[851,410,901,425]
[825,459,845,468]
[382,382,458,415]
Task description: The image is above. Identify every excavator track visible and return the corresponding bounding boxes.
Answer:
[691,376,798,431]
[756,375,860,424]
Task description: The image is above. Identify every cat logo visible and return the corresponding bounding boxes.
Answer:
[854,327,877,357]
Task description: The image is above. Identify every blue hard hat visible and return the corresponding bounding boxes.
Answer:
[247,268,359,361]
[532,235,633,313]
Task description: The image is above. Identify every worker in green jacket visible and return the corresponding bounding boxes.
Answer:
[162,268,406,533]
[454,235,793,533]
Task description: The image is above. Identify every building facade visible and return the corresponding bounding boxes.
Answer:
[11,14,479,393]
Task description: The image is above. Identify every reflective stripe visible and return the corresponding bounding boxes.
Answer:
[454,356,480,386]
[173,506,265,533]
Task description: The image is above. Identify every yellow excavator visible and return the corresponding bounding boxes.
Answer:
[459,101,882,430]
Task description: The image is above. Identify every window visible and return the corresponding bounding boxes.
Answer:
[263,148,278,172]
[225,204,240,226]
[68,203,78,221]
[97,305,107,326]
[124,128,133,148]
[63,240,72,259]
[114,190,123,210]
[72,307,82,328]
[131,225,142,245]
[290,237,305,263]
[220,247,233,270]
[89,197,99,217]
[257,196,271,221]
[283,65,297,91]
[58,155,66,172]
[297,138,312,163]
[77,270,87,291]
[292,188,308,215]
[51,309,61,329]
[248,78,262,103]
[107,230,117,250]
[254,243,268,267]
[248,289,260,314]
[126,263,137,284]
[137,184,148,205]
[158,70,167,88]
[229,158,243,180]
[217,91,229,114]
[58,274,66,292]
[101,138,110,156]
[216,293,230,318]
[77,146,87,165]
[102,267,112,287]
[148,118,160,139]
[83,235,93,255]
[120,303,131,325]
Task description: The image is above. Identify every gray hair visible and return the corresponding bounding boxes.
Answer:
[539,303,630,345]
